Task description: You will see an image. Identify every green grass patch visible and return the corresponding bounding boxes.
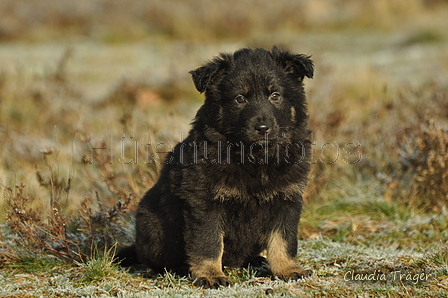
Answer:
[76,246,122,284]
[403,29,445,46]
[1,254,68,274]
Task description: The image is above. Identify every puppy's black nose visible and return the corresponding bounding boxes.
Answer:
[254,123,270,134]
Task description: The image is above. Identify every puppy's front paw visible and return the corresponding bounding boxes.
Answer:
[190,257,230,289]
[193,276,230,289]
[286,268,313,280]
[275,266,312,281]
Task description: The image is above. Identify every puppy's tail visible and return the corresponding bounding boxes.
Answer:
[115,244,140,267]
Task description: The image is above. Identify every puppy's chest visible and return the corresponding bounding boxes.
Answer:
[206,166,303,202]
[220,200,272,233]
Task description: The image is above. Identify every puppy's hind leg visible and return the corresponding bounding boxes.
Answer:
[115,245,139,267]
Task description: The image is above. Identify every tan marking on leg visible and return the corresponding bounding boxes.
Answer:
[189,233,229,288]
[190,259,225,279]
[290,106,296,123]
[218,106,223,120]
[267,230,310,280]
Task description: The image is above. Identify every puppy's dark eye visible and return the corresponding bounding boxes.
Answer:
[235,95,246,104]
[270,92,281,101]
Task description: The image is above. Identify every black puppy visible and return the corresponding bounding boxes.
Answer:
[118,46,314,288]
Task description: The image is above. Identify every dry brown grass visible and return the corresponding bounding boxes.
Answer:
[387,117,448,212]
[1,31,447,264]
[1,177,134,262]
[0,0,447,42]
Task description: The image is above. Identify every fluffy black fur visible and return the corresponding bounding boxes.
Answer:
[117,46,314,288]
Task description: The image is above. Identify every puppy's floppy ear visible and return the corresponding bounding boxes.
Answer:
[272,45,314,80]
[189,54,231,93]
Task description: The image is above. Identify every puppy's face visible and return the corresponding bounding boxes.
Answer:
[190,47,313,145]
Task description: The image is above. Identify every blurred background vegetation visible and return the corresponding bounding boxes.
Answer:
[0,0,447,42]
[0,0,447,273]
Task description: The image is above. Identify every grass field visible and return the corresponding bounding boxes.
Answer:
[1,1,448,297]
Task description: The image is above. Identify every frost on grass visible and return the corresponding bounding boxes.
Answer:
[1,237,447,297]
